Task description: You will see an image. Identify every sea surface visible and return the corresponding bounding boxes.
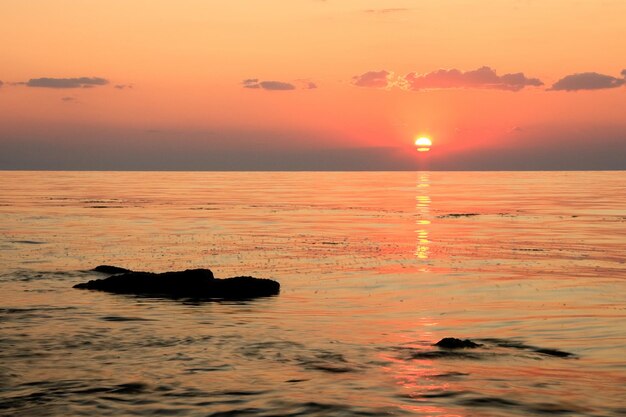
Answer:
[1,171,625,417]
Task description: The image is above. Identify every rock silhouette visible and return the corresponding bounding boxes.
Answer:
[426,337,575,358]
[74,266,280,299]
[435,338,482,349]
[92,265,132,274]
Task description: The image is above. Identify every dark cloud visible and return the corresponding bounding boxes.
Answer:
[242,79,297,91]
[26,77,109,88]
[622,69,626,78]
[61,96,76,102]
[550,72,625,91]
[259,81,295,90]
[403,67,543,91]
[352,70,393,88]
[0,80,3,87]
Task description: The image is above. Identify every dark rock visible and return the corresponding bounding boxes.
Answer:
[434,338,482,349]
[92,265,133,274]
[75,267,280,299]
[395,338,575,363]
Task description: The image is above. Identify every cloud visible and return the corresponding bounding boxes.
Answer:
[114,84,133,90]
[352,70,393,88]
[61,96,76,102]
[364,8,410,14]
[622,69,626,78]
[294,79,317,89]
[242,79,297,91]
[403,66,543,91]
[26,77,109,88]
[243,80,261,89]
[550,72,625,91]
[0,80,3,87]
[259,81,295,90]
[352,67,542,91]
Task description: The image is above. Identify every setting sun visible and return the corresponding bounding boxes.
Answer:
[415,137,432,152]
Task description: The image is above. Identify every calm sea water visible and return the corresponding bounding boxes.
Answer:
[1,171,625,417]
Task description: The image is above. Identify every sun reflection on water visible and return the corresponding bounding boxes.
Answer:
[415,173,431,262]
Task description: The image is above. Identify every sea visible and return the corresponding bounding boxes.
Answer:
[1,171,625,417]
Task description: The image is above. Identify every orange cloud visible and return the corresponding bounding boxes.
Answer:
[352,67,542,91]
[242,79,316,91]
[403,67,543,91]
[352,70,393,88]
[243,79,295,91]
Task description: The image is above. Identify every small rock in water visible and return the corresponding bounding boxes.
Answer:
[434,338,482,349]
[75,265,280,300]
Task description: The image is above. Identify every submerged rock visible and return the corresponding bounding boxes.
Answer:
[421,337,576,359]
[479,338,575,358]
[434,338,482,349]
[74,266,280,299]
[393,337,577,364]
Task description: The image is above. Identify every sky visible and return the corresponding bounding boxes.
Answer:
[1,0,625,170]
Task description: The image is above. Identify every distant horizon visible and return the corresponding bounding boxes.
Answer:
[2,168,624,172]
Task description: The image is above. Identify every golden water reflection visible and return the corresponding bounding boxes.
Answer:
[415,173,431,262]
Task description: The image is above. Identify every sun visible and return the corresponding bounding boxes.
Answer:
[415,136,432,152]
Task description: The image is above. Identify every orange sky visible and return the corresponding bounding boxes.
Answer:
[1,0,625,169]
